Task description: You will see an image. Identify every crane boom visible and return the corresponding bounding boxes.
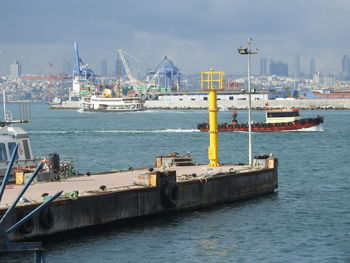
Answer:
[117,50,138,90]
[146,69,160,91]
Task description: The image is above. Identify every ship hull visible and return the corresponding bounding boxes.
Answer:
[81,107,146,113]
[198,117,324,132]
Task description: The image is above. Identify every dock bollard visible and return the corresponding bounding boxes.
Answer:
[149,172,157,187]
[267,157,278,169]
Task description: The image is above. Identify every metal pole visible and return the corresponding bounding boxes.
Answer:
[0,144,19,203]
[208,69,219,167]
[3,90,6,122]
[247,38,253,167]
[35,250,45,263]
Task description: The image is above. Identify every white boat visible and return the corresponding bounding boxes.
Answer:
[0,124,37,176]
[0,91,36,177]
[80,95,145,112]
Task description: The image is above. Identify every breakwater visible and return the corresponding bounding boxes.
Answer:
[145,99,350,110]
[49,99,350,110]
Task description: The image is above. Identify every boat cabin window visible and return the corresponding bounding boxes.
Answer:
[8,142,19,160]
[23,140,31,159]
[0,143,7,161]
[267,111,299,118]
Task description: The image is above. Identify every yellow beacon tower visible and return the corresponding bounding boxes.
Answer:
[201,69,225,167]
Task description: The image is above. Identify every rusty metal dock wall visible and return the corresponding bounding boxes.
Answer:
[177,169,277,210]
[2,168,277,241]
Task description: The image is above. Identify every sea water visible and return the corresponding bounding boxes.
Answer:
[1,103,349,262]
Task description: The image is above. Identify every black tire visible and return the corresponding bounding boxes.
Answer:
[17,211,34,234]
[161,181,179,208]
[39,207,54,229]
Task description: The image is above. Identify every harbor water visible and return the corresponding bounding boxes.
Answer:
[1,103,349,262]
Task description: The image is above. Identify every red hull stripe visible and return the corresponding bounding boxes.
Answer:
[198,117,323,132]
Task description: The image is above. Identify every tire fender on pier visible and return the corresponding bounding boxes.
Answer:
[17,211,34,234]
[39,207,54,229]
[161,181,179,208]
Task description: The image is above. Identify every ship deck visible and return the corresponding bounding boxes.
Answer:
[0,164,253,206]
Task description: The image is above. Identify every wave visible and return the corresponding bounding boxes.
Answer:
[223,125,324,133]
[286,125,324,132]
[30,128,200,135]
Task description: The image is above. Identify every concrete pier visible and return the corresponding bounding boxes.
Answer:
[0,161,278,242]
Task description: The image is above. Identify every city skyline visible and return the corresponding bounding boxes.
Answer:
[7,54,349,79]
[1,0,349,76]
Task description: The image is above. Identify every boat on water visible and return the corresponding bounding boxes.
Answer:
[0,91,77,181]
[198,108,324,132]
[80,91,145,112]
[0,91,36,176]
[0,120,37,176]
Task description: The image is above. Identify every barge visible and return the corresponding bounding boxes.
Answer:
[0,155,277,242]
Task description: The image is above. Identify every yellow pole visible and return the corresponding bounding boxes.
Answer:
[201,69,224,167]
[208,87,219,166]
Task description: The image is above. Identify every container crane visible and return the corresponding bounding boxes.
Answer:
[71,42,95,98]
[146,56,182,92]
[73,42,94,81]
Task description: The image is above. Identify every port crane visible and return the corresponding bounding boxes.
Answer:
[73,42,94,81]
[20,63,71,80]
[117,49,145,91]
[20,63,71,102]
[146,56,182,92]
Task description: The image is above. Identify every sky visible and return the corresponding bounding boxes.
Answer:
[0,0,349,76]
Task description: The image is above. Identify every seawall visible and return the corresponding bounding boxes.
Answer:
[145,99,350,110]
[49,99,350,110]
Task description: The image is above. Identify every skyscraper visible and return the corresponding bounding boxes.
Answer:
[62,59,72,75]
[115,59,125,78]
[310,58,316,77]
[260,58,268,76]
[270,60,288,76]
[100,59,108,77]
[10,61,21,79]
[293,55,301,78]
[342,55,350,76]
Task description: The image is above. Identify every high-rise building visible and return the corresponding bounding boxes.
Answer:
[115,59,125,77]
[310,58,316,77]
[10,61,21,79]
[62,59,72,75]
[293,55,301,78]
[270,60,288,76]
[342,55,350,76]
[260,58,269,76]
[100,59,108,77]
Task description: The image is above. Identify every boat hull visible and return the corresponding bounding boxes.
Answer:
[198,117,324,132]
[81,107,146,113]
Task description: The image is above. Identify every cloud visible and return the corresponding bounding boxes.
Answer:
[1,0,350,75]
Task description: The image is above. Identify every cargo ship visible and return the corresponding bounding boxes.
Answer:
[198,108,324,132]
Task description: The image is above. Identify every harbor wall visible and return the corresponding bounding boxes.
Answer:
[50,99,350,110]
[145,99,350,110]
[1,167,277,242]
